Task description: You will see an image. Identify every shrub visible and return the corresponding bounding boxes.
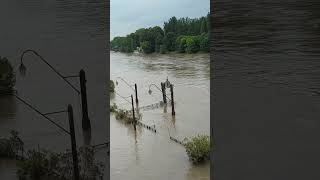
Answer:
[184,135,210,164]
[17,146,105,180]
[110,103,117,113]
[199,33,209,52]
[109,80,115,93]
[140,41,153,54]
[0,130,24,158]
[185,36,200,53]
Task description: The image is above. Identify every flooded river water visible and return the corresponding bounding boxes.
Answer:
[110,52,210,180]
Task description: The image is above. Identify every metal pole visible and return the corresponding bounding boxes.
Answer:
[68,105,80,180]
[79,69,91,130]
[131,95,136,130]
[170,84,175,116]
[135,83,139,104]
[161,82,167,104]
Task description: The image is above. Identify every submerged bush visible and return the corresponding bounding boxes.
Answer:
[109,80,115,93]
[110,103,118,113]
[17,146,105,180]
[185,135,210,164]
[110,103,140,124]
[0,56,16,91]
[0,130,24,158]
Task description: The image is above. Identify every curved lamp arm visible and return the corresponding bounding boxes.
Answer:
[20,49,80,94]
[148,84,162,93]
[115,77,135,91]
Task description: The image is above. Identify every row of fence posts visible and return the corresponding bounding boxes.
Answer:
[129,79,176,131]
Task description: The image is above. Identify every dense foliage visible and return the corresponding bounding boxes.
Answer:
[17,147,105,180]
[1,131,105,179]
[111,13,210,54]
[110,103,141,123]
[184,135,210,164]
[0,56,16,91]
[0,130,24,158]
[109,80,115,93]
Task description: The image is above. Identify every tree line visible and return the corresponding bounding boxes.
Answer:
[111,13,210,54]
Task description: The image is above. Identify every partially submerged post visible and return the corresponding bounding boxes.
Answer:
[170,84,175,116]
[67,104,80,180]
[134,83,139,104]
[79,69,91,130]
[161,82,167,104]
[131,95,136,130]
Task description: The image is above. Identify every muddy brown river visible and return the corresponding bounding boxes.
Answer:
[110,51,210,180]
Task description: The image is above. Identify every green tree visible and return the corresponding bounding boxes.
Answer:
[140,41,153,54]
[200,17,208,34]
[176,35,187,53]
[185,36,200,53]
[199,33,209,52]
[163,32,176,51]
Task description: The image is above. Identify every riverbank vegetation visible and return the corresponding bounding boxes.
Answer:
[110,103,141,123]
[0,56,15,93]
[0,130,24,158]
[184,135,210,164]
[111,13,209,54]
[110,80,115,93]
[0,130,105,179]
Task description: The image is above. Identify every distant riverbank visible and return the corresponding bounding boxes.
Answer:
[111,13,210,54]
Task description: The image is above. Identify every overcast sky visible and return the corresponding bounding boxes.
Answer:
[111,0,209,39]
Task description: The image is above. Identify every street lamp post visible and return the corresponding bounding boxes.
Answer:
[131,95,136,130]
[0,92,80,180]
[148,83,170,104]
[79,70,91,130]
[19,49,91,130]
[170,84,175,116]
[115,77,139,104]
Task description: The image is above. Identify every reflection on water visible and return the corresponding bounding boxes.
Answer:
[111,52,210,180]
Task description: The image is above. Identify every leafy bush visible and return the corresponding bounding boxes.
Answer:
[140,41,153,54]
[110,103,117,113]
[0,130,24,158]
[199,33,209,52]
[17,146,105,180]
[109,80,115,93]
[184,135,210,164]
[110,104,141,124]
[185,36,200,53]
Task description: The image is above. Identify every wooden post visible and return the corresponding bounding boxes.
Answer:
[68,104,80,180]
[135,83,139,104]
[170,84,175,116]
[131,95,136,130]
[79,69,91,130]
[161,82,167,104]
